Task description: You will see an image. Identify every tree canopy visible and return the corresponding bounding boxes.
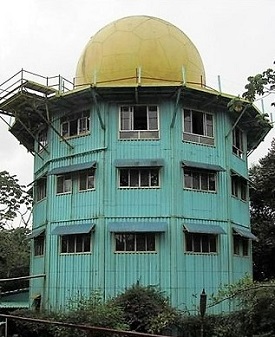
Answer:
[0,171,32,290]
[242,62,275,104]
[0,170,32,228]
[249,139,275,280]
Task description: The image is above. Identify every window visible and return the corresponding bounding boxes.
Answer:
[61,233,91,253]
[183,109,214,145]
[119,168,159,188]
[38,129,48,152]
[185,232,217,253]
[34,234,45,256]
[233,235,249,256]
[184,167,216,192]
[56,168,96,195]
[61,110,90,138]
[232,127,244,158]
[35,178,47,202]
[79,170,95,191]
[119,105,159,139]
[115,233,156,252]
[57,174,72,194]
[231,174,248,201]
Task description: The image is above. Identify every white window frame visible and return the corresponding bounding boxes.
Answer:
[119,105,159,140]
[79,170,95,191]
[56,174,72,194]
[118,167,160,188]
[185,232,217,253]
[232,127,244,158]
[114,232,156,252]
[183,109,214,146]
[61,110,90,138]
[183,167,217,192]
[60,233,91,254]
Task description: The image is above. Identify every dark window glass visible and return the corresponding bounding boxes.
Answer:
[115,233,156,252]
[119,168,160,188]
[61,234,91,254]
[61,111,90,138]
[34,235,45,256]
[183,168,217,192]
[79,170,95,191]
[185,233,217,253]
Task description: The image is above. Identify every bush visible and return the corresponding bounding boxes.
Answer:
[112,284,180,333]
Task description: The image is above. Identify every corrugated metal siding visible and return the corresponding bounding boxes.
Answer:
[31,97,253,312]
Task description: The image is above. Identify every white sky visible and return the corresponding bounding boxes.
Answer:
[0,0,275,186]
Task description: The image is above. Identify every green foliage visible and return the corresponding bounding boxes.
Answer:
[242,63,275,104]
[0,170,32,227]
[210,274,254,309]
[11,309,58,337]
[249,140,275,280]
[0,226,30,291]
[112,284,180,333]
[13,291,128,337]
[54,290,128,337]
[10,280,275,337]
[208,277,275,337]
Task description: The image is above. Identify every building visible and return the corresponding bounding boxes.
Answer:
[0,16,271,312]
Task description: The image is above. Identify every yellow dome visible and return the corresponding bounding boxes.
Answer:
[75,16,206,88]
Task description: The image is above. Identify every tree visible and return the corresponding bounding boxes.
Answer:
[0,171,32,290]
[0,170,32,228]
[0,226,30,291]
[249,140,275,280]
[242,62,275,104]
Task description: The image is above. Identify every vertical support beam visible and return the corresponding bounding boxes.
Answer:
[170,87,183,128]
[90,88,105,130]
[136,66,141,85]
[182,66,186,86]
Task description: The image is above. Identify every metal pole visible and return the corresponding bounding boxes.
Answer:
[199,289,207,337]
[4,318,7,337]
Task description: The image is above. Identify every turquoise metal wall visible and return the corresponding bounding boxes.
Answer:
[31,94,253,313]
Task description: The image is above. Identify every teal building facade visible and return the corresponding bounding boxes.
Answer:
[0,16,271,312]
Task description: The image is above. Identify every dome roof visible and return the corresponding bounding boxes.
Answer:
[75,15,206,88]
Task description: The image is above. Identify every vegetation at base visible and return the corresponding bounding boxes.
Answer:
[111,284,180,333]
[7,280,275,337]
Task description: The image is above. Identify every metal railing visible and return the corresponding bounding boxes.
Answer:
[0,69,74,103]
[0,313,170,337]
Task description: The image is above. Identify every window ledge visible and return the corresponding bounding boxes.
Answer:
[61,132,90,140]
[114,251,157,254]
[118,187,160,190]
[79,189,96,192]
[184,188,217,194]
[60,252,92,255]
[185,252,218,255]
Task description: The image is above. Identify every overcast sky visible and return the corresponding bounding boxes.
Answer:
[1,0,275,186]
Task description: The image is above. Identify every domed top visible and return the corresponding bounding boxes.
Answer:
[75,15,206,88]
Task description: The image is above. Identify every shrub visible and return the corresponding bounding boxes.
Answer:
[112,284,180,333]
